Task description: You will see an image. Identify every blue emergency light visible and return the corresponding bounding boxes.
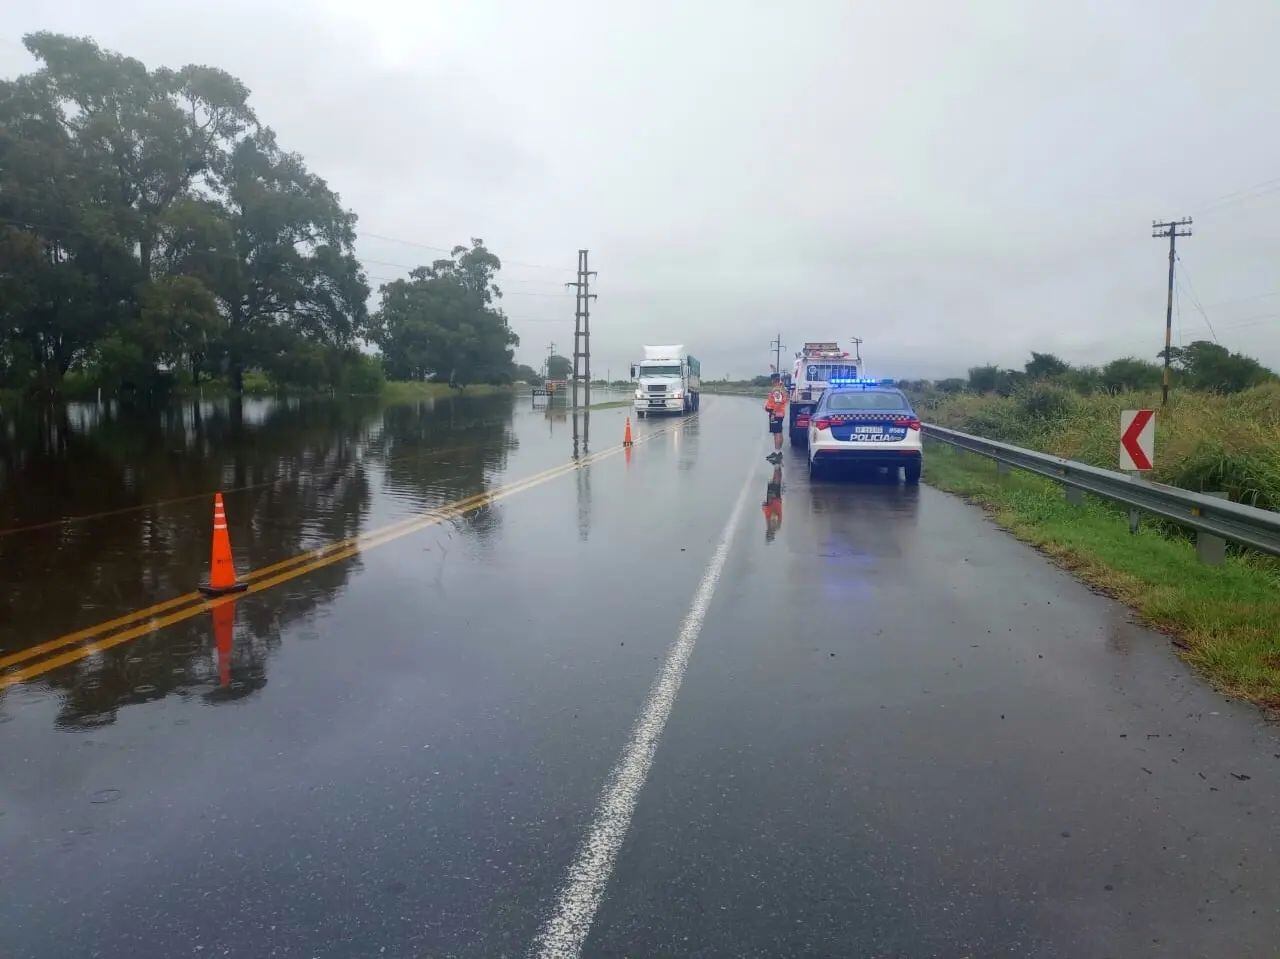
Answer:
[827,377,895,387]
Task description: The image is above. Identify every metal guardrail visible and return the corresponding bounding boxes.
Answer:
[923,423,1280,561]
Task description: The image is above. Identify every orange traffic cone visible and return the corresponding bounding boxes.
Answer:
[212,599,237,687]
[623,417,633,447]
[199,492,248,596]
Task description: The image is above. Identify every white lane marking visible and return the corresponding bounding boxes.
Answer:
[531,460,757,959]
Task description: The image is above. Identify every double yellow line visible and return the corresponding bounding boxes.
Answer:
[1,419,685,690]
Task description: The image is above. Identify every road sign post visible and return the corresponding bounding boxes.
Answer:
[1120,409,1155,472]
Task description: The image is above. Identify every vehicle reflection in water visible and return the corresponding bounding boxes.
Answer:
[0,392,519,729]
[676,410,700,472]
[806,470,921,600]
[763,465,783,543]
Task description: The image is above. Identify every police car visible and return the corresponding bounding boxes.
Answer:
[807,380,923,484]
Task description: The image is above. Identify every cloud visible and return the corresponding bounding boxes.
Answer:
[4,0,1280,379]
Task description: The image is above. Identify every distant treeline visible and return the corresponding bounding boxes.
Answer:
[899,344,1275,398]
[0,33,530,398]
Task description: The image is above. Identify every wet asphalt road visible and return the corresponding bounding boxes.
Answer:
[2,393,1280,958]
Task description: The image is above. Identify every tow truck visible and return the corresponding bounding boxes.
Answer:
[787,342,861,446]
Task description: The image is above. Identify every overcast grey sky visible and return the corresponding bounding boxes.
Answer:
[4,1,1280,380]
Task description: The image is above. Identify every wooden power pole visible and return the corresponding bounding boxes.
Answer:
[770,333,785,375]
[1153,218,1192,406]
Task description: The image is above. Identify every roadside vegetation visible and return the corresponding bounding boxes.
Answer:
[0,34,535,403]
[906,357,1280,512]
[702,376,772,396]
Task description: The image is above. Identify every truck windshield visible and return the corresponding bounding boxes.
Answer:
[804,364,858,382]
[640,365,681,376]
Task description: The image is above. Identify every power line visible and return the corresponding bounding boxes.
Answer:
[1201,288,1280,310]
[1191,176,1280,215]
[1175,256,1218,342]
[359,230,562,271]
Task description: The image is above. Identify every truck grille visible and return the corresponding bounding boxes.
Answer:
[646,385,667,393]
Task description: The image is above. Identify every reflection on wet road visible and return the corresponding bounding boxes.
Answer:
[3,394,1280,958]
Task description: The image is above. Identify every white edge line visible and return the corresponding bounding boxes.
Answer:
[531,457,758,959]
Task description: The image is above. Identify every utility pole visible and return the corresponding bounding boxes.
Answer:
[545,341,556,380]
[566,250,597,410]
[849,337,863,365]
[770,333,785,375]
[1152,217,1192,406]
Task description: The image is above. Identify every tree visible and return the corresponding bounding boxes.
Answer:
[17,32,256,279]
[1059,365,1102,394]
[513,363,543,384]
[1165,340,1274,393]
[546,354,572,379]
[1100,357,1162,393]
[173,133,369,389]
[967,365,1002,393]
[935,377,966,394]
[1024,351,1069,380]
[373,240,518,385]
[0,33,366,395]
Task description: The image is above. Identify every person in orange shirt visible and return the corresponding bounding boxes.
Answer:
[764,373,787,462]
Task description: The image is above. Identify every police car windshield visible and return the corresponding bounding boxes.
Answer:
[826,391,910,411]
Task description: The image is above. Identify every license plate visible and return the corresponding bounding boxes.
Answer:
[854,425,882,434]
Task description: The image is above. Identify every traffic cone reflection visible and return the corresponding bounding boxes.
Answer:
[211,599,237,687]
[623,417,633,447]
[199,492,248,596]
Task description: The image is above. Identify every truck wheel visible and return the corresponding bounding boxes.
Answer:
[790,428,807,447]
[637,410,646,419]
[905,460,922,485]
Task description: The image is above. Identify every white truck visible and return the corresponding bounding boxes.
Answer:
[788,341,861,445]
[631,345,701,417]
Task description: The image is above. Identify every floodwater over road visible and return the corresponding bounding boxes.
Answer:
[3,392,1280,958]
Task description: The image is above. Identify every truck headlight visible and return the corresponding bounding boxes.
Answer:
[672,390,683,399]
[634,390,644,399]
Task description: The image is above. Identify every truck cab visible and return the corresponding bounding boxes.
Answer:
[632,345,701,417]
[788,342,859,445]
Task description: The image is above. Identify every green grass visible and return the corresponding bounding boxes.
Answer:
[380,381,512,402]
[925,441,1280,707]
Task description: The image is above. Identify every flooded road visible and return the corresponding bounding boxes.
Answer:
[3,393,1280,958]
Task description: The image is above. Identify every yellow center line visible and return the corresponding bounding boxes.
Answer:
[0,457,604,672]
[0,418,688,689]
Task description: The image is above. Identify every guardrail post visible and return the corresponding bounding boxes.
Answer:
[1196,491,1230,565]
[1065,486,1085,506]
[996,461,1011,477]
[1124,470,1140,534]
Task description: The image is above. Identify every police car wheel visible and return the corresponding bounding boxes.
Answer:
[904,461,921,485]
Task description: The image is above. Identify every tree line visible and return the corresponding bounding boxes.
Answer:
[900,342,1276,397]
[0,33,523,398]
